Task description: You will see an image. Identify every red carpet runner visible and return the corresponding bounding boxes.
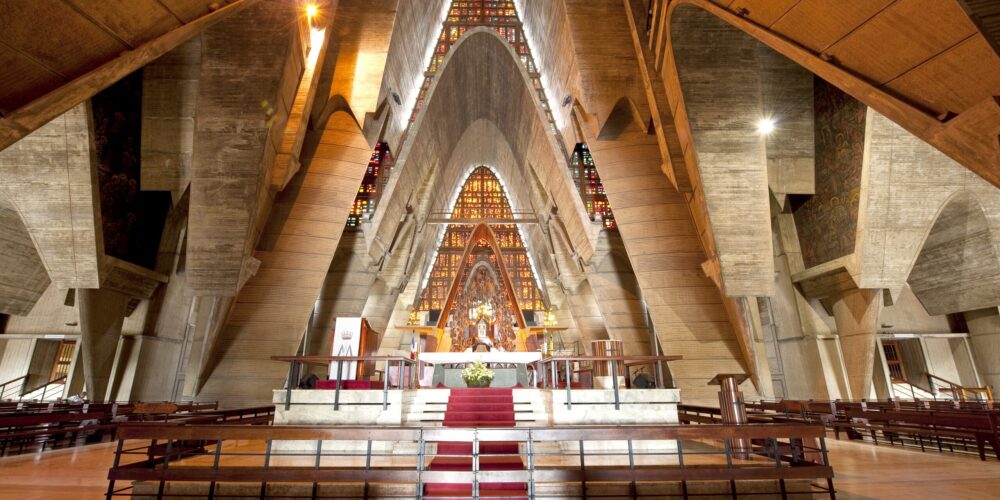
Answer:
[424,387,527,499]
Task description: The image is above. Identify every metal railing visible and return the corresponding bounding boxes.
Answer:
[106,422,835,499]
[927,373,994,402]
[539,355,682,410]
[0,375,28,401]
[271,356,418,411]
[18,376,65,402]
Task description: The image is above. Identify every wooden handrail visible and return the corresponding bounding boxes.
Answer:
[115,422,826,442]
[106,422,835,499]
[927,373,993,402]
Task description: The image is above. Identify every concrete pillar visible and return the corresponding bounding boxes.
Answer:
[831,288,882,400]
[141,36,201,201]
[0,103,103,289]
[77,288,129,401]
[965,307,1000,394]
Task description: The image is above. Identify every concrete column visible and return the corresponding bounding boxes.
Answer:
[965,307,1000,393]
[831,288,882,400]
[77,288,129,401]
[141,36,201,201]
[0,103,103,289]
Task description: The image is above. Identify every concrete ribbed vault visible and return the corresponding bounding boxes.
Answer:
[367,29,596,270]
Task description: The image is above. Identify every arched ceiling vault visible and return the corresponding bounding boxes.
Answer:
[366,28,598,268]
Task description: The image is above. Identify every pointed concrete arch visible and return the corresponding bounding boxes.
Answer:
[908,191,1000,315]
[366,28,596,268]
[857,110,1000,297]
[0,193,51,316]
[598,96,646,140]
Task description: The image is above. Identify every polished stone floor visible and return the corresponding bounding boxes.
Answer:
[0,434,998,499]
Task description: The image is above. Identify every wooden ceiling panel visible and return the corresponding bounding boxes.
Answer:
[0,0,127,79]
[727,0,800,27]
[884,35,1000,116]
[158,0,219,23]
[770,0,893,52]
[827,0,978,85]
[63,0,183,48]
[0,47,64,113]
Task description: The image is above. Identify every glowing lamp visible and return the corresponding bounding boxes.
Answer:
[756,117,776,135]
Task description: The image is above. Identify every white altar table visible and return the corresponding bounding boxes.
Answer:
[417,352,542,365]
[417,352,541,387]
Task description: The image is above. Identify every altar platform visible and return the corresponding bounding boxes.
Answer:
[417,351,542,388]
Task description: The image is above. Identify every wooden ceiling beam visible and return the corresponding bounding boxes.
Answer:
[0,0,260,153]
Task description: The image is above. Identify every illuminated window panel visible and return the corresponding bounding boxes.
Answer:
[570,143,617,230]
[417,167,545,313]
[346,143,393,230]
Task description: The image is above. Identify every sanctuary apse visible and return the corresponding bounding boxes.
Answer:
[416,166,544,353]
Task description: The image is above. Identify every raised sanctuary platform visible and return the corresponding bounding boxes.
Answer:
[418,351,542,388]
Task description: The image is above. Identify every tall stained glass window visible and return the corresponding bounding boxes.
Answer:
[346,142,393,230]
[570,143,616,230]
[418,167,545,313]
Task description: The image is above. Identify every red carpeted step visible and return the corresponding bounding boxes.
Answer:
[436,442,520,455]
[425,387,525,497]
[443,402,516,412]
[443,410,516,422]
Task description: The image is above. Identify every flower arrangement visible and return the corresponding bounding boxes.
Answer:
[461,361,494,388]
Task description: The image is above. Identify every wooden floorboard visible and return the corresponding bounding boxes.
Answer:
[0,432,998,498]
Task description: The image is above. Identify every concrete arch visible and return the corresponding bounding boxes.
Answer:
[0,193,51,316]
[366,28,597,268]
[598,96,646,140]
[907,191,1000,315]
[857,110,1000,298]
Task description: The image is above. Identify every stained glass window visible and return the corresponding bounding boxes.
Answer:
[570,143,616,230]
[346,142,393,230]
[418,167,545,313]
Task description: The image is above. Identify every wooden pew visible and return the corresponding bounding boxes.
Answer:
[833,407,1000,460]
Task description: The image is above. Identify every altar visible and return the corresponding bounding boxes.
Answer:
[418,351,542,388]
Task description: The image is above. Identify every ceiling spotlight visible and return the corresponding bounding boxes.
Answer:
[561,95,572,107]
[391,91,402,106]
[756,117,776,135]
[305,4,318,18]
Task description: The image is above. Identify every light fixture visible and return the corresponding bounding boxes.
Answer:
[391,91,402,106]
[305,3,319,28]
[561,95,572,107]
[756,117,776,135]
[407,308,421,326]
[543,310,557,328]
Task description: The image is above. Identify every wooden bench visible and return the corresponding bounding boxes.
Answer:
[833,408,1000,460]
